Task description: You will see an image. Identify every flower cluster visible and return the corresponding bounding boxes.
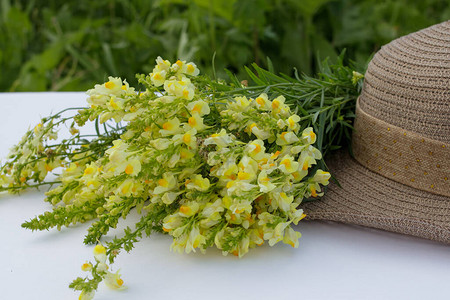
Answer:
[2,57,330,298]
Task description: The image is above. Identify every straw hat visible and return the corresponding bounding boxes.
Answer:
[302,21,450,243]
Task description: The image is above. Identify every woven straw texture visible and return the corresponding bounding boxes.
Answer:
[302,21,450,243]
[359,21,450,143]
[303,151,450,243]
[352,100,450,197]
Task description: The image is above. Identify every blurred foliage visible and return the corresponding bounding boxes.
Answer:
[1,0,449,91]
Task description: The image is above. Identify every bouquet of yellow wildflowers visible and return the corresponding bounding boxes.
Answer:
[0,55,362,299]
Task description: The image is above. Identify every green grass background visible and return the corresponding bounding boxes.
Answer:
[1,0,449,92]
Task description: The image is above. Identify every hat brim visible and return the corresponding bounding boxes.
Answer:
[302,150,450,243]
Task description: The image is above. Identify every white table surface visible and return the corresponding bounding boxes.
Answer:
[0,92,449,300]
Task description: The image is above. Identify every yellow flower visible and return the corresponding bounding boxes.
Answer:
[153,173,177,194]
[123,158,141,176]
[257,170,276,193]
[248,123,272,140]
[271,95,289,116]
[283,226,301,248]
[186,175,210,191]
[271,191,294,212]
[290,169,308,182]
[301,127,316,144]
[179,202,200,217]
[228,96,250,112]
[185,225,206,253]
[225,179,257,196]
[312,169,331,185]
[181,128,197,149]
[253,93,270,110]
[87,76,127,98]
[107,96,124,111]
[264,221,290,246]
[187,112,206,131]
[150,138,171,150]
[171,59,186,72]
[278,155,300,174]
[238,156,258,181]
[104,270,126,290]
[204,129,234,148]
[185,62,200,76]
[164,77,195,100]
[308,183,321,198]
[246,139,266,161]
[116,179,140,197]
[298,150,316,171]
[215,159,238,180]
[160,117,182,136]
[93,244,106,263]
[154,56,171,72]
[276,131,299,146]
[150,70,167,87]
[187,100,210,116]
[162,214,183,232]
[106,140,128,163]
[81,262,92,272]
[287,114,300,132]
[179,147,195,161]
[161,192,180,205]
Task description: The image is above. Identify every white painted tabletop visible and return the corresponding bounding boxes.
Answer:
[1,92,449,300]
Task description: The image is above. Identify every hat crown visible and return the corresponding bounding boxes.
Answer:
[359,21,450,143]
